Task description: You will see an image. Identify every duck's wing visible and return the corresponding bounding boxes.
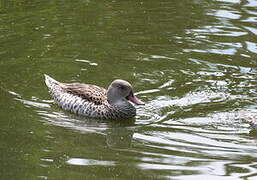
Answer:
[61,83,107,105]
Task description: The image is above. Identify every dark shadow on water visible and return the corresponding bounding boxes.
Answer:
[39,108,137,150]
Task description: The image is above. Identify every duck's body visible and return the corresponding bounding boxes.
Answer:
[44,75,144,119]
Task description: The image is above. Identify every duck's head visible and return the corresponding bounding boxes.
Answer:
[107,79,144,105]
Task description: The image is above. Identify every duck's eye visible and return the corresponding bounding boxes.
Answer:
[119,85,126,90]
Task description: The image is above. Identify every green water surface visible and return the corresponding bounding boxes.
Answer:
[1,0,257,179]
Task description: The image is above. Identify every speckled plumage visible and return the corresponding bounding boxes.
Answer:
[44,75,143,119]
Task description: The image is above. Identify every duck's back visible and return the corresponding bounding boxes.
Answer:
[44,75,110,118]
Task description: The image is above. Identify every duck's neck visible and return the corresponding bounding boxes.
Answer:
[110,100,136,118]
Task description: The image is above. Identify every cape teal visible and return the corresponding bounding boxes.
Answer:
[44,74,144,119]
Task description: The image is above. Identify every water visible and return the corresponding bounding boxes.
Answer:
[1,0,257,179]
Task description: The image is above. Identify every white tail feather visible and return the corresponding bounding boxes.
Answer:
[44,74,60,88]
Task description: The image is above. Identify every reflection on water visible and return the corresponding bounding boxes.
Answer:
[67,158,115,166]
[1,0,257,179]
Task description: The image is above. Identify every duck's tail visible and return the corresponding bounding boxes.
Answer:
[44,74,60,90]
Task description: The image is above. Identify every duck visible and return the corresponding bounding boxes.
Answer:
[44,74,144,119]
